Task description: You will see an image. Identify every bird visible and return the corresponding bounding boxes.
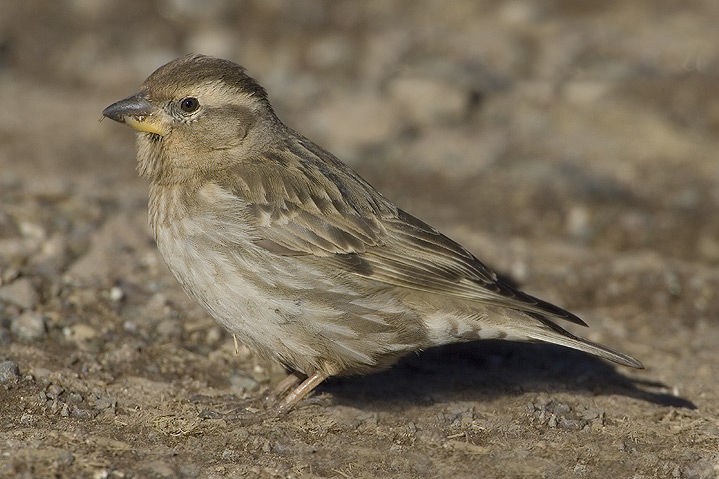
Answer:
[102,54,642,411]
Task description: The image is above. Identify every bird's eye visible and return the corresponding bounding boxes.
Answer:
[179,97,200,113]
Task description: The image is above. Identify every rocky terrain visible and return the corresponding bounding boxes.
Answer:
[1,1,718,478]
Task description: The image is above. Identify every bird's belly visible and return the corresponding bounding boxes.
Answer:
[154,220,306,338]
[152,218,428,375]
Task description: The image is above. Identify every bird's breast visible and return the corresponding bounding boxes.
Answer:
[145,180,431,375]
[146,181,321,347]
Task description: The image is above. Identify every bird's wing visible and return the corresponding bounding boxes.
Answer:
[222,143,586,326]
[360,209,587,326]
[221,147,389,256]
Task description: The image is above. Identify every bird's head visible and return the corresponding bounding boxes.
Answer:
[103,54,276,181]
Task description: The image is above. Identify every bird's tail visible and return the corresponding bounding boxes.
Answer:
[522,312,643,368]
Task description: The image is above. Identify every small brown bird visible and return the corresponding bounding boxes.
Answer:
[103,54,642,410]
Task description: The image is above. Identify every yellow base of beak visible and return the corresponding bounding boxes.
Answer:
[125,116,165,135]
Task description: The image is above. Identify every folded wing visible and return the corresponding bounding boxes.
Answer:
[222,145,587,327]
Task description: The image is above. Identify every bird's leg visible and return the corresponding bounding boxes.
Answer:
[269,370,306,399]
[277,371,328,412]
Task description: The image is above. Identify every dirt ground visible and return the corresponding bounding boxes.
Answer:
[1,1,718,478]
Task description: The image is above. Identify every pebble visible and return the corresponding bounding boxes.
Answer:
[565,205,594,243]
[229,371,260,392]
[499,1,545,25]
[145,460,176,478]
[67,392,84,403]
[19,221,46,241]
[199,409,222,419]
[69,323,99,343]
[0,277,39,310]
[46,384,64,399]
[56,450,75,467]
[0,360,20,383]
[156,318,182,340]
[109,286,124,302]
[92,396,115,410]
[0,328,12,346]
[0,239,36,266]
[20,413,36,426]
[10,311,46,341]
[31,234,69,279]
[142,292,171,320]
[1,266,21,284]
[72,406,99,420]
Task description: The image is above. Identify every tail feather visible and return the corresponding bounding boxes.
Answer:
[524,312,643,369]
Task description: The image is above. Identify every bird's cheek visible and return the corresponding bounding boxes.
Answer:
[195,121,244,150]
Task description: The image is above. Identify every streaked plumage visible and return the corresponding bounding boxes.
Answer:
[103,54,642,410]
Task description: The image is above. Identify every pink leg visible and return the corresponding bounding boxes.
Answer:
[277,371,328,412]
[270,370,305,399]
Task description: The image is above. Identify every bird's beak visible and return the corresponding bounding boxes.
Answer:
[102,92,166,135]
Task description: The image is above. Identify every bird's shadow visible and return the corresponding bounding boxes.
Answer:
[319,341,695,410]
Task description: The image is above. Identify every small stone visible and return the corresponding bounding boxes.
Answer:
[698,235,719,262]
[123,320,138,334]
[10,311,46,341]
[142,292,170,320]
[145,460,176,478]
[499,1,544,25]
[233,427,250,441]
[0,278,39,310]
[20,413,36,425]
[93,397,115,410]
[156,318,182,340]
[230,371,259,392]
[1,267,20,285]
[0,328,13,345]
[31,234,69,279]
[565,205,594,242]
[199,409,222,419]
[0,360,20,383]
[67,392,84,403]
[109,286,124,302]
[72,406,99,420]
[19,221,46,241]
[46,384,64,399]
[564,80,611,105]
[56,450,75,467]
[32,367,53,379]
[70,323,98,343]
[205,326,222,346]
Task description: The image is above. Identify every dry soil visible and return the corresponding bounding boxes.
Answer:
[1,2,718,478]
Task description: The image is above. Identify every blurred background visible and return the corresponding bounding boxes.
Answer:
[3,0,719,260]
[1,1,718,478]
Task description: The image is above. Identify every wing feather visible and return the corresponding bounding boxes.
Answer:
[221,142,586,326]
